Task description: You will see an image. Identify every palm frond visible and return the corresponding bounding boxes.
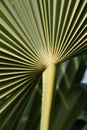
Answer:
[0,0,87,130]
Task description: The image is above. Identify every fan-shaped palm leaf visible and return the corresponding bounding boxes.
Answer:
[0,0,87,130]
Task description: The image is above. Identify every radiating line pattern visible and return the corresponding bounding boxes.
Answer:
[0,0,87,129]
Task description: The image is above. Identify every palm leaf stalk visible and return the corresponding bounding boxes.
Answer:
[40,64,58,130]
[0,0,87,130]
